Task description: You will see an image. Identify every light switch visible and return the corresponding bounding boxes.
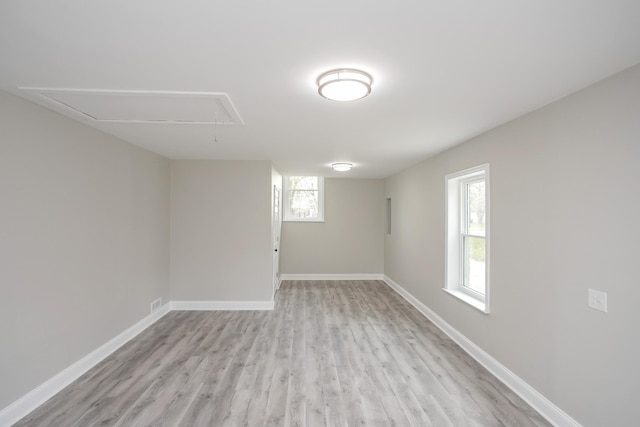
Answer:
[588,289,607,313]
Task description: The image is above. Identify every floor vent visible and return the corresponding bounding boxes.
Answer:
[150,298,162,314]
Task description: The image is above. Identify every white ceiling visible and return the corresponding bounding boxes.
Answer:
[1,0,639,178]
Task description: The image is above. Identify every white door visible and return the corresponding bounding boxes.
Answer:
[272,185,282,295]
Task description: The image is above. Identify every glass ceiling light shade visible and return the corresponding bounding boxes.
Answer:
[317,69,372,101]
[331,162,353,172]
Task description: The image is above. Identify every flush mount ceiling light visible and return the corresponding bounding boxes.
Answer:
[317,69,372,101]
[331,162,353,172]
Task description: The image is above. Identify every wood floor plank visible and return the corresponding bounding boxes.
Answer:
[261,303,294,426]
[303,284,329,427]
[283,284,306,427]
[112,356,206,427]
[203,311,266,426]
[71,312,209,426]
[14,280,552,427]
[13,312,181,426]
[177,311,258,426]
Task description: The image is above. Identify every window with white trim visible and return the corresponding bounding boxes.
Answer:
[283,176,324,222]
[444,164,490,312]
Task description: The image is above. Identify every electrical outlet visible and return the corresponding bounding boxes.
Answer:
[150,298,162,314]
[588,289,607,312]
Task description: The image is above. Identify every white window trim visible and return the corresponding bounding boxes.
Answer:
[283,176,325,222]
[444,164,490,313]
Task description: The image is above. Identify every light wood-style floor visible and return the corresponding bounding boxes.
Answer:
[15,280,550,426]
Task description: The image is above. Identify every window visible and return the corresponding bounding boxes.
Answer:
[283,176,324,222]
[445,164,490,312]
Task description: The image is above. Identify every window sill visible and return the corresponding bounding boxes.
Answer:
[442,288,489,314]
[283,218,325,223]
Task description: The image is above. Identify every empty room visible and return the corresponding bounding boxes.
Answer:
[1,1,639,426]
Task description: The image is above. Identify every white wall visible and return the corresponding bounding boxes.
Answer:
[281,178,384,275]
[170,160,273,302]
[384,63,640,426]
[0,91,171,409]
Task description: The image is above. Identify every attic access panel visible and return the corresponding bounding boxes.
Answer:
[18,88,244,125]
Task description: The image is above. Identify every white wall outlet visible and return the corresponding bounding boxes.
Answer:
[588,289,607,313]
[150,298,162,314]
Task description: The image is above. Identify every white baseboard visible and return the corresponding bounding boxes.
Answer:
[0,296,276,426]
[382,275,581,427]
[170,300,274,311]
[0,303,171,427]
[280,273,384,281]
[3,279,580,427]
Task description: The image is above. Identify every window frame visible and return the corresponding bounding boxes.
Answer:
[282,176,325,222]
[460,175,486,295]
[444,164,490,313]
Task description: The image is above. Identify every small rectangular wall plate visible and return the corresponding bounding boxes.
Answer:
[588,289,607,312]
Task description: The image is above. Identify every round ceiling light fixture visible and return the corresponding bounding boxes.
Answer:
[331,162,353,172]
[317,68,372,101]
